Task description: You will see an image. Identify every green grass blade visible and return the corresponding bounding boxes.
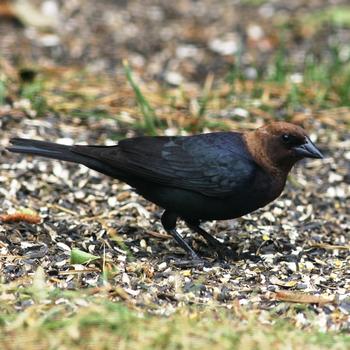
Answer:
[123,60,159,135]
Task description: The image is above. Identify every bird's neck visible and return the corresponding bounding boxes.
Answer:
[243,131,294,178]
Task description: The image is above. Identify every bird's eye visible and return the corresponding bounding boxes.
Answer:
[282,134,290,143]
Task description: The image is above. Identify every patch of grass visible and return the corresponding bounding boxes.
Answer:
[303,48,350,107]
[222,39,350,117]
[1,287,350,350]
[286,83,303,111]
[269,45,290,84]
[187,74,214,132]
[20,78,48,116]
[225,50,244,99]
[70,108,113,120]
[123,60,160,135]
[1,275,350,350]
[3,44,347,132]
[196,75,213,119]
[0,76,7,105]
[240,0,268,6]
[305,6,350,28]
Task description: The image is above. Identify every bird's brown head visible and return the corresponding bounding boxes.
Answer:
[245,122,323,174]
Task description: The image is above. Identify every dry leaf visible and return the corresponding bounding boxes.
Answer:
[273,290,334,304]
[311,243,350,250]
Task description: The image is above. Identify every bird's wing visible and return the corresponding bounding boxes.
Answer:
[73,132,257,198]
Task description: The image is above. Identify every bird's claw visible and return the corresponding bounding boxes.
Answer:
[215,247,261,263]
[171,257,209,268]
[214,247,238,261]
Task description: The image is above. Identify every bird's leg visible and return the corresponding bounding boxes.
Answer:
[161,211,200,261]
[185,221,238,260]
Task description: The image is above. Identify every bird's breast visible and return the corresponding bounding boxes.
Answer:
[197,169,286,220]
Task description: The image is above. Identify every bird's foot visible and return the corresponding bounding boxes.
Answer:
[215,246,240,261]
[215,246,261,263]
[171,257,208,268]
[238,251,261,263]
[165,249,212,268]
[186,223,261,263]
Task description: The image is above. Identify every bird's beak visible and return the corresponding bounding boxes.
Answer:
[293,137,323,159]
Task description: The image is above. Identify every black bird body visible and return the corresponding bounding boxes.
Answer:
[7,122,323,261]
[9,133,282,221]
[115,133,284,221]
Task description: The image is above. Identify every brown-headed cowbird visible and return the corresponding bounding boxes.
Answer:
[7,122,323,261]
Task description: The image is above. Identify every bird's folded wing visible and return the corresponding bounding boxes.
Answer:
[73,132,256,198]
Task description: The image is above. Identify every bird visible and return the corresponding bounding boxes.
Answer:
[7,122,323,262]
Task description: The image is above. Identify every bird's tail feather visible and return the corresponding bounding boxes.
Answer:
[7,138,86,164]
[7,138,127,180]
